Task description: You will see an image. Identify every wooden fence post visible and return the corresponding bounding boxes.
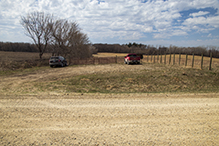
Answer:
[209,52,212,70]
[201,54,204,70]
[164,53,166,64]
[115,55,117,63]
[157,54,159,62]
[154,55,155,63]
[185,54,188,66]
[192,53,194,68]
[169,54,171,64]
[151,55,152,62]
[173,53,175,65]
[179,53,181,65]
[160,54,162,63]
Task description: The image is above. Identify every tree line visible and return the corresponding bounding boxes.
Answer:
[0,42,38,52]
[93,43,219,58]
[1,42,219,58]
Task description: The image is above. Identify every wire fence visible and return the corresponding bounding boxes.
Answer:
[144,53,219,70]
[69,56,124,65]
[69,53,219,71]
[1,54,218,71]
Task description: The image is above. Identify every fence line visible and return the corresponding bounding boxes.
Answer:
[145,53,216,70]
[69,54,217,71]
[69,56,124,65]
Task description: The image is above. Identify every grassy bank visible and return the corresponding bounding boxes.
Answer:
[33,63,219,94]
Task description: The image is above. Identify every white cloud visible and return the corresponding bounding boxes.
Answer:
[0,0,219,46]
[143,38,219,47]
[207,33,212,38]
[189,11,210,17]
[183,15,219,33]
[153,29,188,39]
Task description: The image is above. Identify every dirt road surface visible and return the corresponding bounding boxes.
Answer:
[0,93,219,145]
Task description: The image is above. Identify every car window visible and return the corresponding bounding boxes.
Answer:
[128,54,137,57]
[50,57,59,59]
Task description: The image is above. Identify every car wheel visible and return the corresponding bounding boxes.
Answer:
[124,60,127,64]
[127,60,130,65]
[50,65,53,68]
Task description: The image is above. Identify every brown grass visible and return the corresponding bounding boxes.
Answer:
[0,51,52,70]
[93,53,127,57]
[0,51,52,61]
[1,51,219,71]
[0,52,126,70]
[1,62,218,94]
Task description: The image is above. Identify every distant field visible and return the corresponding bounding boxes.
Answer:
[0,52,126,61]
[1,51,219,71]
[0,51,52,70]
[94,53,219,70]
[0,51,52,61]
[1,51,218,62]
[93,53,128,57]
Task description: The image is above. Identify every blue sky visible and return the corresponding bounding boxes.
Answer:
[0,0,219,47]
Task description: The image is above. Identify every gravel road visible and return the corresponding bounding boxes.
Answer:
[0,93,219,145]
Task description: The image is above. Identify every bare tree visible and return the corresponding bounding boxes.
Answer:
[51,19,91,59]
[51,19,77,56]
[20,11,53,59]
[69,31,90,58]
[21,11,91,61]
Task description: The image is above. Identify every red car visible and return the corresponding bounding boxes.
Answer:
[124,53,141,65]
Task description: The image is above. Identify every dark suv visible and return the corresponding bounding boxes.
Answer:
[49,56,67,67]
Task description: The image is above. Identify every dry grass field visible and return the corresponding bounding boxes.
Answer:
[1,51,219,70]
[94,53,219,70]
[93,52,128,57]
[144,54,219,70]
[0,51,219,145]
[0,51,52,70]
[0,51,52,61]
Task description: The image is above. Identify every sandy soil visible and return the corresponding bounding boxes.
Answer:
[0,93,219,145]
